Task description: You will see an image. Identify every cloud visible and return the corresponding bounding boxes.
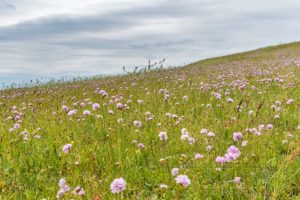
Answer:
[0,0,300,84]
[4,3,16,10]
[0,2,15,10]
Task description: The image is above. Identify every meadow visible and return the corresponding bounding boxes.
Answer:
[0,42,300,199]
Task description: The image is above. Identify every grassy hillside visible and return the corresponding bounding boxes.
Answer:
[0,42,299,199]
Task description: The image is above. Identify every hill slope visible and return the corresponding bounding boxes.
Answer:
[0,42,299,199]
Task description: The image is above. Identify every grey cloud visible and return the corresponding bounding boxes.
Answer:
[0,3,16,10]
[0,15,136,41]
[0,0,217,41]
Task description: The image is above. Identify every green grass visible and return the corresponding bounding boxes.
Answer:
[0,42,300,199]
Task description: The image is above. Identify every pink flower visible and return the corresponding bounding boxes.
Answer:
[188,137,195,144]
[110,178,126,194]
[200,128,208,134]
[227,145,241,155]
[233,177,241,183]
[62,144,72,154]
[92,103,100,110]
[83,110,91,115]
[62,105,68,111]
[180,128,189,140]
[227,98,234,103]
[233,132,243,141]
[59,178,67,188]
[179,134,187,140]
[98,89,108,96]
[258,124,265,131]
[137,143,145,149]
[72,186,85,196]
[117,103,123,109]
[158,131,168,140]
[225,145,241,162]
[67,110,77,116]
[195,153,204,159]
[207,132,215,137]
[255,131,261,136]
[215,156,226,164]
[266,124,273,130]
[183,96,188,101]
[80,102,85,108]
[172,168,179,176]
[14,123,20,129]
[56,189,66,199]
[57,178,70,199]
[14,116,20,121]
[287,99,293,105]
[242,140,248,147]
[175,175,191,187]
[133,120,142,128]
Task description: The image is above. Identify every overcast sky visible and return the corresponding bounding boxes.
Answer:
[1,0,300,84]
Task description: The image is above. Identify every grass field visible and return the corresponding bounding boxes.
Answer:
[0,42,300,199]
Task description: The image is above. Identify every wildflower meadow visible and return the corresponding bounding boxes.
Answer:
[0,42,300,199]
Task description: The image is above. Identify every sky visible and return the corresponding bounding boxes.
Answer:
[1,0,300,85]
